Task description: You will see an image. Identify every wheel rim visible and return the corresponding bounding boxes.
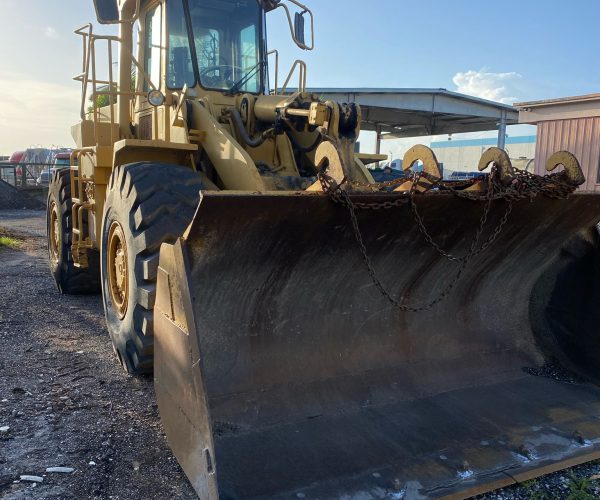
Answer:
[49,201,60,263]
[107,221,129,319]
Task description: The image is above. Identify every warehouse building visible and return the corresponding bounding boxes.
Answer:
[515,93,600,191]
[430,135,536,177]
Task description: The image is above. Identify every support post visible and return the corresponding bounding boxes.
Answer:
[375,125,382,155]
[117,1,137,140]
[497,112,507,149]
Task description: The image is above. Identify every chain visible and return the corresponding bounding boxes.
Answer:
[409,169,514,262]
[340,187,471,312]
[318,165,577,311]
[318,173,411,210]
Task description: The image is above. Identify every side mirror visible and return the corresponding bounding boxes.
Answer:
[272,0,314,51]
[93,0,140,24]
[93,0,119,24]
[294,12,306,47]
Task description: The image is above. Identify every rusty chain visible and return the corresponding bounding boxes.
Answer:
[317,166,578,311]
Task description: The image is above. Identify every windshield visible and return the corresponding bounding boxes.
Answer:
[167,0,264,94]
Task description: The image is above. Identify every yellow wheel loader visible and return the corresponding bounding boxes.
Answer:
[46,0,600,497]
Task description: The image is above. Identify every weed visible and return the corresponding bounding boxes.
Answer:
[521,478,549,500]
[529,490,548,500]
[567,475,595,500]
[0,236,19,248]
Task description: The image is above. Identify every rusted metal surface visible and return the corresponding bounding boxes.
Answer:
[545,150,586,185]
[477,147,514,186]
[155,191,600,499]
[534,117,600,191]
[394,145,442,192]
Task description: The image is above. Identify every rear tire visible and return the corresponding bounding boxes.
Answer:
[47,169,101,294]
[101,162,203,374]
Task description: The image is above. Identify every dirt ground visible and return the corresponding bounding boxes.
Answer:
[1,210,598,500]
[0,182,44,210]
[0,210,196,499]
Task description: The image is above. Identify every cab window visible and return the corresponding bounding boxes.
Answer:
[144,5,162,91]
[167,0,195,88]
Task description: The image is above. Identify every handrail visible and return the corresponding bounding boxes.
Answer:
[73,22,160,145]
[267,50,279,94]
[280,60,307,94]
[74,24,93,120]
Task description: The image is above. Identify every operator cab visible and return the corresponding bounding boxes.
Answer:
[93,0,313,100]
[165,0,264,94]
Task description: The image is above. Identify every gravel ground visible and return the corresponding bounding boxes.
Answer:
[0,210,599,500]
[0,183,44,210]
[475,465,600,500]
[0,210,195,499]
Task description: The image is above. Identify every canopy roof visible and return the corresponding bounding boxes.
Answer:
[304,88,518,139]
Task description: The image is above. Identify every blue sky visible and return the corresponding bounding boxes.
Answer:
[1,0,598,155]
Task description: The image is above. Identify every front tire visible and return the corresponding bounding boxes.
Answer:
[101,162,203,374]
[47,169,100,294]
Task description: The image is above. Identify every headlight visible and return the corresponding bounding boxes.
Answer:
[148,90,165,107]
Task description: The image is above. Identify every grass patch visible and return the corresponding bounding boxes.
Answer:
[567,475,595,500]
[0,235,19,248]
[522,479,548,500]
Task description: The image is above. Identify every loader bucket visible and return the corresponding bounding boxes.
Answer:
[154,190,600,499]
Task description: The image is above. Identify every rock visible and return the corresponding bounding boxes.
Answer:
[20,475,43,482]
[46,467,75,473]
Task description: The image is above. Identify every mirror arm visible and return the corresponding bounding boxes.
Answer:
[287,0,314,50]
[273,1,314,51]
[119,0,140,24]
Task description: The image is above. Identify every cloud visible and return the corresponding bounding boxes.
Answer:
[452,69,522,104]
[0,73,80,154]
[44,26,58,39]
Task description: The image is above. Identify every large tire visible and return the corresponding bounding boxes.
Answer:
[101,162,203,374]
[47,169,101,294]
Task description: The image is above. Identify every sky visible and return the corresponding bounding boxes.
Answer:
[1,0,599,157]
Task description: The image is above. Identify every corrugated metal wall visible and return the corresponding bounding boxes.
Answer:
[535,117,600,191]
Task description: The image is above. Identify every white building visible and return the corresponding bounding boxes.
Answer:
[430,136,536,177]
[515,93,600,192]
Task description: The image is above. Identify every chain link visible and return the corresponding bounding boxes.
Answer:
[318,166,577,311]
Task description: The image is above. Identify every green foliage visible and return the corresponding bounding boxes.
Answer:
[522,479,548,500]
[86,71,138,113]
[529,490,549,500]
[0,236,19,248]
[567,475,595,500]
[87,83,117,113]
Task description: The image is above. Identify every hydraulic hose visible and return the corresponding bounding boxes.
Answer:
[228,108,270,148]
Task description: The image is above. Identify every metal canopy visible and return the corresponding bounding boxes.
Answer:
[304,88,518,148]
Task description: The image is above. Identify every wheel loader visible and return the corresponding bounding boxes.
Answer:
[46,0,600,498]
